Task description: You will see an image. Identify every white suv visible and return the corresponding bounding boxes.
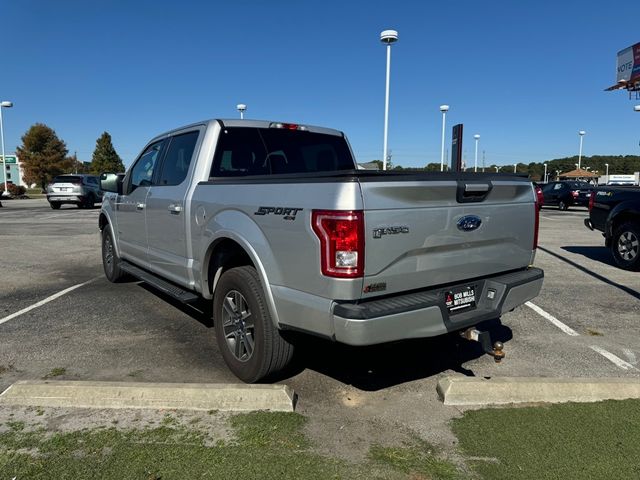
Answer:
[46,174,103,209]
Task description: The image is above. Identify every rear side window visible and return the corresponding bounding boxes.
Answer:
[157,131,199,186]
[210,127,354,177]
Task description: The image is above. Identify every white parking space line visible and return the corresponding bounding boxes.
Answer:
[0,277,100,326]
[525,301,580,336]
[590,346,638,371]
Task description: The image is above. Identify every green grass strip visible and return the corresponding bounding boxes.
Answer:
[452,399,640,479]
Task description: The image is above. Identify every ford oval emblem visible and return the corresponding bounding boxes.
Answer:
[457,215,482,232]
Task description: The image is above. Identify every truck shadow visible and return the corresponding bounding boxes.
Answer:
[284,319,512,391]
[136,283,512,391]
[561,246,616,267]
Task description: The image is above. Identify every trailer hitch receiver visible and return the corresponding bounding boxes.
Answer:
[461,328,505,363]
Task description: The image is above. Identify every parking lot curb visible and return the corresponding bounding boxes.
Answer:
[437,376,640,406]
[0,380,296,412]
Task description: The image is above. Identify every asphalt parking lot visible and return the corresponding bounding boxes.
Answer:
[1,198,639,452]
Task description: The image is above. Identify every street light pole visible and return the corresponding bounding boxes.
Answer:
[439,105,449,172]
[605,163,609,183]
[543,163,548,183]
[380,29,398,171]
[0,101,13,196]
[513,163,517,173]
[237,103,246,119]
[473,134,480,172]
[578,130,586,170]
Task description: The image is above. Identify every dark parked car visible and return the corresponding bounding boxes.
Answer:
[46,174,103,209]
[585,186,640,271]
[541,181,594,210]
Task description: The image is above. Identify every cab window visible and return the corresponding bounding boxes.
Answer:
[157,131,199,186]
[130,140,164,192]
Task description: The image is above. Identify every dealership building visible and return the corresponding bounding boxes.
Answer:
[0,155,24,187]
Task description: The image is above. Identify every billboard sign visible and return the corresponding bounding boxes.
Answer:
[616,42,640,85]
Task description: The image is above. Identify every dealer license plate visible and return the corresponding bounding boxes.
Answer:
[445,285,476,314]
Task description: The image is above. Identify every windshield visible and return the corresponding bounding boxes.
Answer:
[51,176,83,184]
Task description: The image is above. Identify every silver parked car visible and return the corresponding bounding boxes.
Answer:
[46,174,103,209]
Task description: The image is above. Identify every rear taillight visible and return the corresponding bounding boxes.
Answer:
[571,190,579,198]
[533,202,539,249]
[589,192,595,211]
[312,210,364,278]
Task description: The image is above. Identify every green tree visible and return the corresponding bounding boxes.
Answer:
[90,132,124,174]
[17,123,71,191]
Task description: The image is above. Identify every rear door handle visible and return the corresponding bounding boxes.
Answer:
[168,204,183,214]
[136,203,145,210]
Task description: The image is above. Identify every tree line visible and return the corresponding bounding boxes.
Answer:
[15,124,125,190]
[376,155,640,179]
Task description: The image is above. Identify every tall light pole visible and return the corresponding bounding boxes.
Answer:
[380,29,398,171]
[543,163,548,183]
[473,134,480,172]
[237,103,247,119]
[578,130,586,170]
[513,163,517,173]
[605,163,609,183]
[0,101,13,196]
[439,105,449,171]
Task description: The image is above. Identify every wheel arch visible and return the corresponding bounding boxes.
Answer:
[202,235,282,328]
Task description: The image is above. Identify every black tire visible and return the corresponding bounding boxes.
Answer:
[49,202,61,210]
[213,266,294,383]
[558,200,568,211]
[102,227,125,282]
[610,222,640,271]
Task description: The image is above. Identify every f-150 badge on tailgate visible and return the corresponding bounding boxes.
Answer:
[372,226,410,239]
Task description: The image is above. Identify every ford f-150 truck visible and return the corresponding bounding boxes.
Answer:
[585,186,640,271]
[98,119,544,382]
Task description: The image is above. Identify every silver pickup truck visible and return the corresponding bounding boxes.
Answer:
[99,119,543,382]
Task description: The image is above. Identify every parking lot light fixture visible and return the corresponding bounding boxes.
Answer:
[380,29,398,171]
[0,100,13,197]
[236,103,247,119]
[578,130,586,170]
[439,105,449,171]
[473,134,480,172]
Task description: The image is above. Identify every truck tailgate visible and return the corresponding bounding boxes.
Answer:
[360,178,536,297]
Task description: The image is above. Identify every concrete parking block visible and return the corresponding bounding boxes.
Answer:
[437,376,640,406]
[0,380,295,412]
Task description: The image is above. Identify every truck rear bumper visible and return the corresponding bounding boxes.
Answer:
[331,267,544,346]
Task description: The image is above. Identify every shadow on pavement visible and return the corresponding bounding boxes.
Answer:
[285,318,512,391]
[561,245,616,267]
[135,281,513,390]
[541,246,640,300]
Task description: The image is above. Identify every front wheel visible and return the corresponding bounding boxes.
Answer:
[49,202,61,210]
[213,266,294,383]
[102,227,125,282]
[611,222,640,271]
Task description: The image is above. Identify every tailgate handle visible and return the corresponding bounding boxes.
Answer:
[457,182,493,203]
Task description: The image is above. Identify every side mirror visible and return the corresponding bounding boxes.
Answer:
[100,173,125,195]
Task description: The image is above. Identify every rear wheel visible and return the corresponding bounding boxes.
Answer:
[558,200,568,211]
[213,266,294,383]
[102,227,125,282]
[611,222,640,271]
[49,202,61,210]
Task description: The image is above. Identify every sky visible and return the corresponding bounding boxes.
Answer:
[2,0,639,169]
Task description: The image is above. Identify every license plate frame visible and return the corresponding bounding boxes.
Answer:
[445,285,477,315]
